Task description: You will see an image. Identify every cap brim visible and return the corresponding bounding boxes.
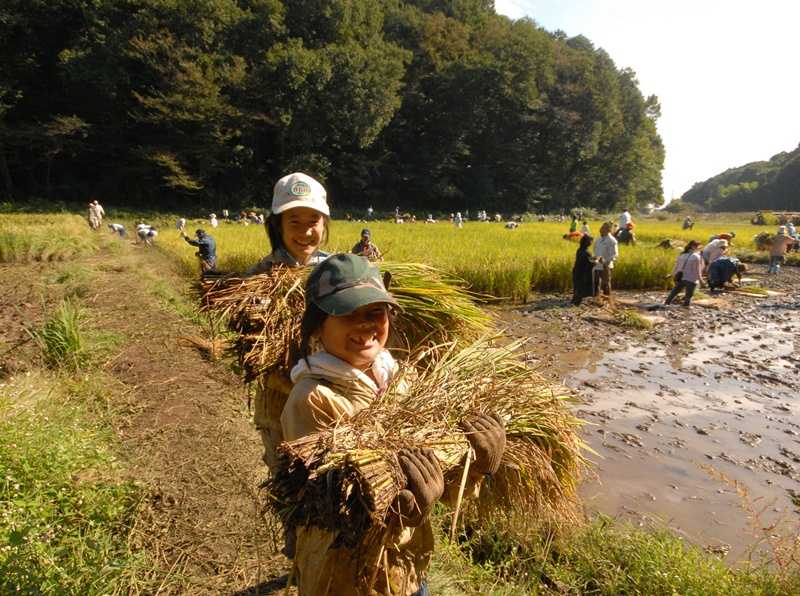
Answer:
[272,200,330,216]
[315,286,400,316]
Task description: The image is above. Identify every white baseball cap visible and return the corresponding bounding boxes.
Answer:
[271,172,330,216]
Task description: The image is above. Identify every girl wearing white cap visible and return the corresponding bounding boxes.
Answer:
[246,172,331,275]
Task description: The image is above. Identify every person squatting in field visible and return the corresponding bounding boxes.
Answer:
[136,223,157,246]
[181,228,217,274]
[593,222,618,299]
[707,257,747,291]
[107,223,126,238]
[665,240,703,307]
[282,254,506,595]
[351,228,382,261]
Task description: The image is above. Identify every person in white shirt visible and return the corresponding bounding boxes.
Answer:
[593,222,619,298]
[618,209,632,230]
[665,240,703,306]
[701,238,728,268]
[209,213,219,228]
[580,221,590,235]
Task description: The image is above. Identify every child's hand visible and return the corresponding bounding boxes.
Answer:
[396,448,444,527]
[460,412,506,475]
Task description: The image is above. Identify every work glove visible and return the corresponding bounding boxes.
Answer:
[459,412,506,476]
[396,447,444,527]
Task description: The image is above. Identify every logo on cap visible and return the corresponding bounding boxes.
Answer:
[290,181,312,197]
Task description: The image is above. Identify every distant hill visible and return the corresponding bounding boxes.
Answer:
[681,144,800,211]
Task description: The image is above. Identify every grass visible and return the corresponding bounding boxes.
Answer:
[430,515,800,595]
[0,214,99,263]
[27,299,90,371]
[152,216,767,299]
[735,285,769,295]
[616,308,654,329]
[0,372,145,594]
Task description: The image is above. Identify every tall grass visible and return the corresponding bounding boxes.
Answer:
[28,299,89,370]
[0,214,98,263]
[155,217,762,299]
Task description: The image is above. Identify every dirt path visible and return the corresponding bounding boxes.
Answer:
[499,265,800,562]
[0,243,292,594]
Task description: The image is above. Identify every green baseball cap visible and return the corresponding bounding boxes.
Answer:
[306,254,399,316]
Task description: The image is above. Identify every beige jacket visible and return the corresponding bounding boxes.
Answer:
[281,350,434,595]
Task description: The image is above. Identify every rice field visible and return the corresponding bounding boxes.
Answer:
[155,217,763,299]
[0,214,99,263]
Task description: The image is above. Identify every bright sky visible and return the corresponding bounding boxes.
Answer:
[494,0,800,201]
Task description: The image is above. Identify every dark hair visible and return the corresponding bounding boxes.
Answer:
[297,301,328,365]
[266,212,330,253]
[683,240,699,253]
[579,234,593,250]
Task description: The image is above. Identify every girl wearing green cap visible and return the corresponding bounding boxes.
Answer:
[281,253,505,596]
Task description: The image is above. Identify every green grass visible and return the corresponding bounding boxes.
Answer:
[616,308,654,329]
[0,372,145,594]
[0,214,99,263]
[28,299,90,371]
[152,216,765,299]
[431,515,800,595]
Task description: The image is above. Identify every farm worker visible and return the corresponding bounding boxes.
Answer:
[182,228,217,274]
[351,228,382,261]
[425,214,435,224]
[367,205,374,221]
[701,238,729,267]
[787,221,798,240]
[176,217,186,232]
[682,216,694,230]
[571,234,595,306]
[87,200,104,229]
[580,221,590,235]
[616,223,636,245]
[618,208,632,230]
[107,223,126,238]
[569,214,578,233]
[136,223,157,246]
[665,240,703,307]
[209,213,218,228]
[768,226,797,274]
[454,212,463,228]
[708,231,735,243]
[222,208,229,220]
[593,222,618,299]
[505,221,519,229]
[708,257,747,291]
[283,254,506,595]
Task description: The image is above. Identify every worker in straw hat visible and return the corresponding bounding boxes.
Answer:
[282,253,506,595]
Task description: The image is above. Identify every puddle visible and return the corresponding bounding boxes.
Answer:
[502,297,800,561]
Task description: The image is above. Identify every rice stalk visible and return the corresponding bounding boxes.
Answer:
[268,337,586,552]
[198,263,492,381]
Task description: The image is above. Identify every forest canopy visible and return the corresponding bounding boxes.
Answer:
[0,0,664,213]
[681,143,800,212]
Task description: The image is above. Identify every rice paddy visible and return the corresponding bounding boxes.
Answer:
[0,214,99,263]
[155,217,764,299]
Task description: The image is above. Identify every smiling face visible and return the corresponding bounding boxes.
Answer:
[280,207,326,264]
[318,303,390,370]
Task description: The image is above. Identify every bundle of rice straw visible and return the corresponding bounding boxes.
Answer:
[268,337,586,550]
[199,263,492,381]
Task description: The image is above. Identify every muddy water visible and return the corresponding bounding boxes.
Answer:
[506,296,800,561]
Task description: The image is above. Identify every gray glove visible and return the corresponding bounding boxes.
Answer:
[396,448,444,527]
[460,412,506,475]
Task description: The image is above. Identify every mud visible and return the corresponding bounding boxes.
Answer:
[501,265,800,561]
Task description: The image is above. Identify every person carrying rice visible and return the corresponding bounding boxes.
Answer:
[282,253,506,595]
[246,172,331,473]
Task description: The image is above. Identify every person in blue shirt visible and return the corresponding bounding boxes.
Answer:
[182,228,217,274]
[707,256,747,291]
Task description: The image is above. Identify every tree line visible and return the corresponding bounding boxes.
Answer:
[681,143,800,212]
[0,0,664,214]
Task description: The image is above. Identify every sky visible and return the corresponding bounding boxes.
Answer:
[494,0,800,201]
